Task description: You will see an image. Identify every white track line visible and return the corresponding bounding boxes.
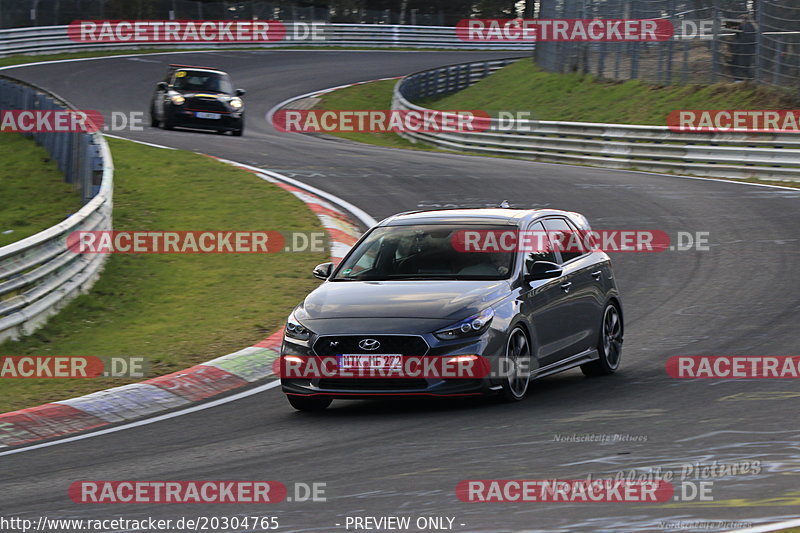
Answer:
[265,77,400,125]
[0,381,281,457]
[215,159,377,228]
[103,133,176,150]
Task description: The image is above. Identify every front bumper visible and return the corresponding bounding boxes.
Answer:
[280,330,506,399]
[282,377,491,398]
[169,108,243,131]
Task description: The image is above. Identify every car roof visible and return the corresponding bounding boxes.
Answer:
[168,64,227,75]
[379,208,587,227]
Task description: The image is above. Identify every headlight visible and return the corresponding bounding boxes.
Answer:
[434,308,494,340]
[170,94,185,105]
[285,310,313,342]
[229,97,243,110]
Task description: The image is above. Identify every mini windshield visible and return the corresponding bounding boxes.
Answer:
[172,70,233,94]
[334,224,516,281]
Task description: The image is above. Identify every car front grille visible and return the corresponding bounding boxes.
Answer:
[185,97,228,113]
[318,379,429,390]
[313,335,429,356]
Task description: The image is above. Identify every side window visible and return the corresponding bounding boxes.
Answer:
[525,221,557,272]
[543,218,587,263]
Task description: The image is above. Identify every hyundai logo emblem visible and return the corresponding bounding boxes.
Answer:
[358,338,381,351]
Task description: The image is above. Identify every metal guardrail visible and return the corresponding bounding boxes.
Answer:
[0,24,531,56]
[392,58,800,182]
[0,76,113,342]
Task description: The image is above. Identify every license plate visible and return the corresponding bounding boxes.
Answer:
[339,354,402,370]
[196,112,221,119]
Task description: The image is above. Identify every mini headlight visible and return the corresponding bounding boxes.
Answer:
[284,310,313,342]
[229,97,243,110]
[170,94,185,105]
[435,308,494,341]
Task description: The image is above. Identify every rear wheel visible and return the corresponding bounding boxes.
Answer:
[581,302,623,376]
[287,395,332,411]
[499,326,531,402]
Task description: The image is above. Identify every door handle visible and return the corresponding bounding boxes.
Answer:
[560,282,572,292]
[591,270,602,280]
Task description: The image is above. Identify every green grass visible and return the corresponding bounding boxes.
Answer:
[310,79,421,149]
[312,60,800,189]
[0,138,326,412]
[0,133,82,247]
[425,60,800,124]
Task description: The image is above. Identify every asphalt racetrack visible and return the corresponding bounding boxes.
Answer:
[2,50,799,532]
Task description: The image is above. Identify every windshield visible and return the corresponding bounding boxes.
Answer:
[333,224,516,281]
[171,70,233,94]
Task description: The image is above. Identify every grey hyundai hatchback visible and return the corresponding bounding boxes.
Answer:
[280,208,623,411]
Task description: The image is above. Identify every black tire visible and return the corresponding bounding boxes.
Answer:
[581,302,623,376]
[150,109,160,128]
[162,110,174,130]
[499,326,531,402]
[287,395,332,411]
[232,117,244,136]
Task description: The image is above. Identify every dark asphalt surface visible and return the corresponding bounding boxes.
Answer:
[1,51,799,532]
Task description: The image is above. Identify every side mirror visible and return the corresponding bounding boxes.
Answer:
[312,262,333,280]
[157,81,168,90]
[524,261,562,282]
[235,88,246,97]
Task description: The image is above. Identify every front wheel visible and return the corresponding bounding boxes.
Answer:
[232,117,244,136]
[162,110,175,130]
[581,302,623,376]
[287,395,332,411]
[499,326,531,402]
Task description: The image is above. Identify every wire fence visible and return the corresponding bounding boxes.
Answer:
[534,0,800,89]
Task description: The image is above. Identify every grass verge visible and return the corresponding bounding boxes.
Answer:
[0,132,82,247]
[425,59,800,123]
[0,137,326,412]
[311,80,420,149]
[312,60,800,189]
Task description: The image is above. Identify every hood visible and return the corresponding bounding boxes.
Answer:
[298,280,510,322]
[179,91,226,98]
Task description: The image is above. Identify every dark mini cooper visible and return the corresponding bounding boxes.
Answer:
[150,64,245,136]
[281,208,623,411]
